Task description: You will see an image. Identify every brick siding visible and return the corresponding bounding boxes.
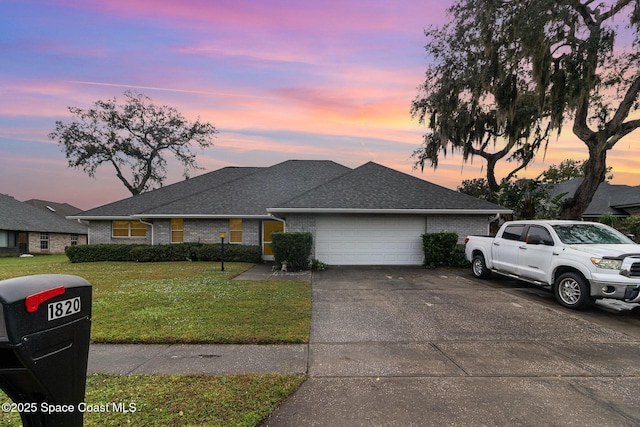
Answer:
[88,221,151,245]
[28,232,88,255]
[425,214,490,243]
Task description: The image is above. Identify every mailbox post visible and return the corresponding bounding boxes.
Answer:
[0,274,92,427]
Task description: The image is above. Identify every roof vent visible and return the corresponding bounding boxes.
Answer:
[46,206,56,212]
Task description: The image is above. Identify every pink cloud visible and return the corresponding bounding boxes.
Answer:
[59,0,448,34]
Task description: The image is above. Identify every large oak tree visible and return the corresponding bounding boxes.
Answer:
[412,0,640,219]
[50,90,217,195]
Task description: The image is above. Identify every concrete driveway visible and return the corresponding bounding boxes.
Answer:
[262,266,640,426]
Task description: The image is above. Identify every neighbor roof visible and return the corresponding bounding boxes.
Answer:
[549,178,640,217]
[23,199,83,219]
[0,194,88,234]
[269,162,511,214]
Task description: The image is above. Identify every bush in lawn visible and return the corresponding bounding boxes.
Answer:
[422,232,459,268]
[65,244,136,263]
[270,232,312,271]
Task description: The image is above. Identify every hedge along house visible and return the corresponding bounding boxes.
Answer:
[70,160,511,265]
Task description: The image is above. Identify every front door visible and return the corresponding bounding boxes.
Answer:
[18,232,28,254]
[263,220,284,260]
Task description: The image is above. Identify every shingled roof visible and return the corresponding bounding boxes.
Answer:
[550,178,640,218]
[73,160,352,219]
[72,160,510,219]
[0,194,87,234]
[75,166,262,218]
[269,162,511,213]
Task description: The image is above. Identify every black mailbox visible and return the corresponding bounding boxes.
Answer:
[0,274,91,427]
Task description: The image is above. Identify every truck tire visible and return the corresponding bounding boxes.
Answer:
[554,272,596,310]
[471,254,491,279]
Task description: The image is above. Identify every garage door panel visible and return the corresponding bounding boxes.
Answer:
[315,216,424,265]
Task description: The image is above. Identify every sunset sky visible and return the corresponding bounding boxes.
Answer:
[2,0,639,210]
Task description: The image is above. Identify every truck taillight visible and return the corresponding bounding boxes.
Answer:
[464,237,469,244]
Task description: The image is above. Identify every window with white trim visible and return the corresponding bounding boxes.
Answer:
[40,232,49,250]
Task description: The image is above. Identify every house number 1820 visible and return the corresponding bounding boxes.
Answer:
[47,297,81,321]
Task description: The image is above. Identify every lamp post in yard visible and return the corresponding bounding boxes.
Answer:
[219,231,226,271]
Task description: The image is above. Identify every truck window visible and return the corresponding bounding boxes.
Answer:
[552,224,634,244]
[502,225,525,241]
[526,226,553,245]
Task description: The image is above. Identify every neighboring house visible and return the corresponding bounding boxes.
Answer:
[550,178,640,220]
[23,199,84,219]
[71,160,511,265]
[0,194,88,256]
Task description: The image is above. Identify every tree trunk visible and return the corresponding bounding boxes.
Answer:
[558,139,608,219]
[485,155,500,195]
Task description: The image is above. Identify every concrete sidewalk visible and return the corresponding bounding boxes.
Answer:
[233,262,311,281]
[88,343,308,375]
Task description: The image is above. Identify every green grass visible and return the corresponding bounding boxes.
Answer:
[0,255,310,426]
[0,373,305,426]
[0,255,311,344]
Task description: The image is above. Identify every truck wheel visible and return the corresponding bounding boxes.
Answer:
[554,272,595,310]
[472,254,491,279]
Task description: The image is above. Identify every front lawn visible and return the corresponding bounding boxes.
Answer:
[0,255,311,344]
[0,255,310,426]
[0,373,305,426]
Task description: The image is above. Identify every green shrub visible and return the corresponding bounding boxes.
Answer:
[450,244,470,268]
[129,243,200,262]
[220,244,263,263]
[620,216,640,240]
[598,213,619,228]
[65,244,137,263]
[308,259,327,271]
[66,243,262,263]
[422,232,459,268]
[270,232,313,271]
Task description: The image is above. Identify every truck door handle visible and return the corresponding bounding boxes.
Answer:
[519,245,527,250]
[493,242,500,246]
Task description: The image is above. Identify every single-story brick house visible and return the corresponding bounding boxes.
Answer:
[70,160,511,265]
[0,194,88,256]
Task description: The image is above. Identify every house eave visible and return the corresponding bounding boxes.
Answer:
[266,208,513,215]
[133,214,272,219]
[70,214,273,220]
[67,215,138,221]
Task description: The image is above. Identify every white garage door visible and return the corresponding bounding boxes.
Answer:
[315,216,425,265]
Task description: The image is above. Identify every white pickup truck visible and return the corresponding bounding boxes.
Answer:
[464,220,640,309]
